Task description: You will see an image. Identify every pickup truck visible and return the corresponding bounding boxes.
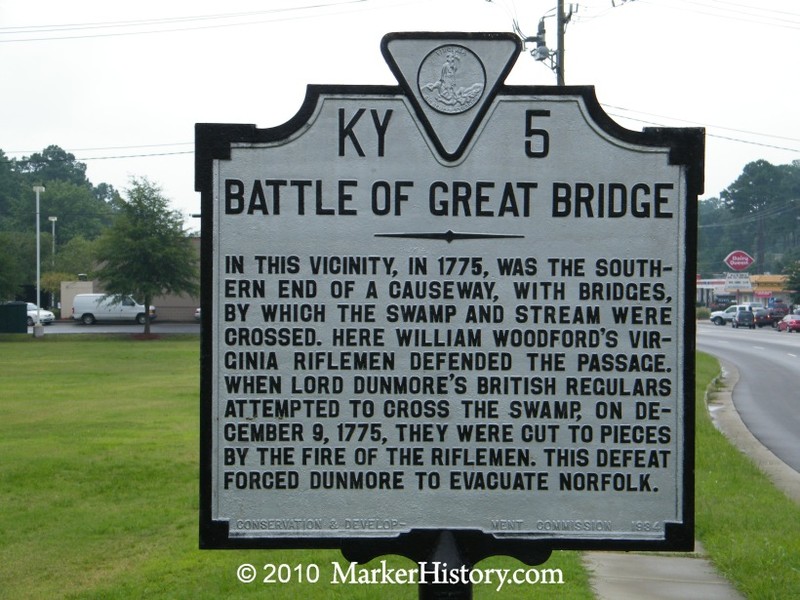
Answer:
[709,303,764,326]
[754,307,788,328]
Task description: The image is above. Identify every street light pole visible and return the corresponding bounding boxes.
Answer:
[33,185,45,335]
[48,216,57,267]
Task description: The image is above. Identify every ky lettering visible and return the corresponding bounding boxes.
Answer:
[338,108,393,157]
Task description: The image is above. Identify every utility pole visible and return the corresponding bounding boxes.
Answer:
[526,2,573,86]
[494,1,634,85]
[556,0,565,85]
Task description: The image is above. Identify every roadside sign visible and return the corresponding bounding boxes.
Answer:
[724,272,753,292]
[724,250,754,271]
[196,32,702,557]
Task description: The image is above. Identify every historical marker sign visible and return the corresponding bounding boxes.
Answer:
[197,32,701,555]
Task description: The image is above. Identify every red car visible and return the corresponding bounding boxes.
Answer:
[776,314,800,332]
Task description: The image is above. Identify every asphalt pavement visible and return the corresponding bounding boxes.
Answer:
[27,319,200,335]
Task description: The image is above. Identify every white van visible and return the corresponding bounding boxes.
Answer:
[72,294,156,325]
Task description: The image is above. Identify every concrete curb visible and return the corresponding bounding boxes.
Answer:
[706,358,800,504]
[584,357,800,599]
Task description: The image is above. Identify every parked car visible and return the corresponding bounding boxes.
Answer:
[777,314,800,333]
[194,307,201,321]
[23,302,55,326]
[731,308,755,329]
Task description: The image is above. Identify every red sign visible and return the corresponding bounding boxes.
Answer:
[724,250,754,271]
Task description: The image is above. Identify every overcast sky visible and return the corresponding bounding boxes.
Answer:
[2,0,798,227]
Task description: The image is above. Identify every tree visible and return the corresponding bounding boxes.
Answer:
[0,233,25,299]
[0,231,36,298]
[783,261,800,306]
[0,150,27,231]
[40,271,74,313]
[719,160,800,271]
[697,197,733,277]
[53,235,99,279]
[16,145,89,187]
[31,180,114,244]
[93,182,123,212]
[2,146,120,264]
[94,177,198,335]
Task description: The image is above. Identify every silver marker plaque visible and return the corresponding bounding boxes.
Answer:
[197,32,700,554]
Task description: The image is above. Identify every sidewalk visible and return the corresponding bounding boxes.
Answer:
[584,542,744,600]
[583,359,799,599]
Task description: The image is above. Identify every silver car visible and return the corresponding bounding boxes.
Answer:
[25,302,55,326]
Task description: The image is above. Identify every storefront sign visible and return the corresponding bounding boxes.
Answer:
[724,250,754,271]
[724,272,753,292]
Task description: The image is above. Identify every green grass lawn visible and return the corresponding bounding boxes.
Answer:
[694,353,800,597]
[2,337,797,598]
[0,336,590,599]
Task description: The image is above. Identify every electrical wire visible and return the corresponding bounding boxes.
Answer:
[674,0,800,21]
[698,200,800,228]
[0,0,430,43]
[490,0,800,153]
[0,0,369,31]
[603,106,800,153]
[605,112,800,153]
[633,0,800,30]
[2,150,193,165]
[4,103,797,163]
[3,0,797,161]
[5,113,797,167]
[604,105,800,144]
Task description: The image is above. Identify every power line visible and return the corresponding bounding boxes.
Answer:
[3,0,797,162]
[573,0,800,26]
[698,200,800,228]
[603,106,800,153]
[703,0,800,18]
[74,151,194,161]
[5,142,193,154]
[0,0,384,43]
[634,0,800,29]
[605,112,800,153]
[603,105,800,144]
[683,0,800,21]
[4,101,799,165]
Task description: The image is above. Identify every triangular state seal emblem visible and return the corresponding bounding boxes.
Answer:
[381,32,521,161]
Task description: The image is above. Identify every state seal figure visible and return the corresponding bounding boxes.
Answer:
[419,45,485,114]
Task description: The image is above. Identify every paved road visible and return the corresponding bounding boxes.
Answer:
[697,320,800,472]
[30,319,201,335]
